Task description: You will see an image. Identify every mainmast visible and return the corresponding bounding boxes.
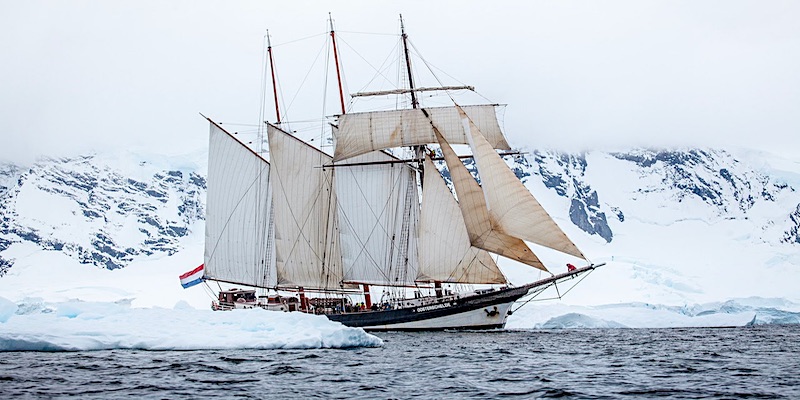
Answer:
[267,30,281,124]
[400,14,418,110]
[399,14,425,295]
[399,15,426,171]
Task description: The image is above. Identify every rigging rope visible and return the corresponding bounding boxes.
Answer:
[271,32,327,48]
[337,35,401,96]
[510,268,596,313]
[338,30,399,36]
[282,38,329,127]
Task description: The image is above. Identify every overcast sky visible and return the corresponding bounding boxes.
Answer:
[2,0,799,164]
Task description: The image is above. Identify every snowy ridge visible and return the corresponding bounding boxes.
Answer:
[527,148,797,243]
[611,149,784,213]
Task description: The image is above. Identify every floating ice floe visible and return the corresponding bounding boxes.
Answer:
[0,297,383,351]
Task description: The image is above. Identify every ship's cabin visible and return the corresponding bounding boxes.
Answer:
[218,288,257,304]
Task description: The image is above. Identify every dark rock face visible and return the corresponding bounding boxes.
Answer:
[0,155,205,271]
[569,199,613,242]
[786,204,800,244]
[531,151,613,243]
[0,164,22,200]
[0,256,10,277]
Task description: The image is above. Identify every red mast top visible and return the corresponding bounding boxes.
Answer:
[329,13,347,115]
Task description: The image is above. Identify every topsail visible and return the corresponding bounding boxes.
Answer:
[334,105,510,161]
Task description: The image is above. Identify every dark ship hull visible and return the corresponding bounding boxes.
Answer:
[327,265,600,331]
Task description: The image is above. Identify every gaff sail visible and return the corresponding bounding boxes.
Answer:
[267,124,344,289]
[203,121,276,288]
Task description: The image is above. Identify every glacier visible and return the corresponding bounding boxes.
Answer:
[0,296,382,351]
[1,147,799,334]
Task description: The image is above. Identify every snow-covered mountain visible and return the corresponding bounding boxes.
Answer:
[0,152,205,275]
[531,148,798,244]
[1,147,798,327]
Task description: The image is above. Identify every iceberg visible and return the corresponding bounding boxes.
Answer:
[0,297,383,351]
[0,296,17,323]
[506,297,800,329]
[539,313,627,329]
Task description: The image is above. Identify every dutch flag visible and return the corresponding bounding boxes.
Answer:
[179,264,205,289]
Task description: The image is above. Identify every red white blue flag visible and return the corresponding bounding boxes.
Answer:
[180,264,205,289]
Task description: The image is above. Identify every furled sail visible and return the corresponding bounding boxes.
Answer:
[435,129,548,272]
[333,104,510,161]
[417,156,507,284]
[267,124,344,289]
[457,106,586,260]
[336,151,420,286]
[204,121,276,288]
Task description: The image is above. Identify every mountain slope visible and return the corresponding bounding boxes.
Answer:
[0,152,205,275]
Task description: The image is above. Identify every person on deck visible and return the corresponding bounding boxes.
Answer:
[567,263,577,272]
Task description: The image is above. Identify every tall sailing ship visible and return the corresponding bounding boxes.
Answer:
[196,16,601,331]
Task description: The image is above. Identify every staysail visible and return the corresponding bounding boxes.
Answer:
[204,121,276,288]
[434,128,548,272]
[267,124,344,289]
[417,155,507,284]
[458,106,585,260]
[333,104,510,161]
[335,151,420,286]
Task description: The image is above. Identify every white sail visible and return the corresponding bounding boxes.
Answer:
[267,124,344,289]
[458,106,586,260]
[418,156,507,284]
[204,122,276,287]
[336,151,420,286]
[435,129,548,272]
[334,104,510,161]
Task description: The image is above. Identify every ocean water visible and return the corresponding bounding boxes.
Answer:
[1,325,798,399]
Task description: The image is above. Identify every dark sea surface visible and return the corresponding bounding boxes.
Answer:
[1,325,798,399]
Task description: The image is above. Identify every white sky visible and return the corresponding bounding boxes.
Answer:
[1,0,799,164]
